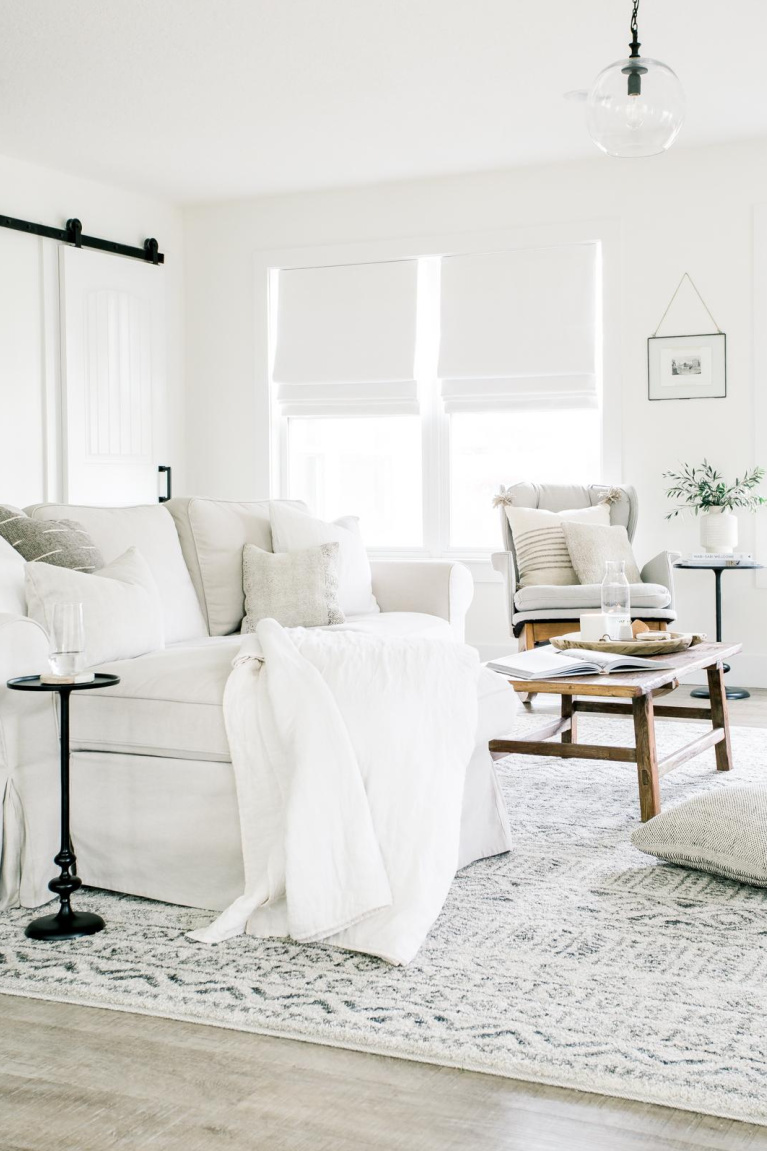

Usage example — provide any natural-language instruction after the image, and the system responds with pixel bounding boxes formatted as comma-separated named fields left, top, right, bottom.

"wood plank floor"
left=2, top=686, right=766, bottom=1151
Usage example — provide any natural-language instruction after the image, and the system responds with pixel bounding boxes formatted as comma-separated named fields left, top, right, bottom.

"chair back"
left=498, top=482, right=638, bottom=556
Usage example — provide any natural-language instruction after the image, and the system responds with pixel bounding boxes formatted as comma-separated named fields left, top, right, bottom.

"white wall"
left=0, top=152, right=186, bottom=506
left=183, top=138, right=767, bottom=684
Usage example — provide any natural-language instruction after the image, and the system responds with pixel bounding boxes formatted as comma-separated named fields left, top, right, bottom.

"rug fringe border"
left=1, top=982, right=764, bottom=1130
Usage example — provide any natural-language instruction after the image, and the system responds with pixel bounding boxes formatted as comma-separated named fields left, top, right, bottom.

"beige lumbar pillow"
left=504, top=503, right=611, bottom=587
left=242, top=542, right=345, bottom=631
left=632, top=786, right=767, bottom=887
left=562, top=522, right=642, bottom=585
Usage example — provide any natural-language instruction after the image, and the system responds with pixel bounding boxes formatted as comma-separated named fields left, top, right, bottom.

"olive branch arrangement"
left=663, top=460, right=767, bottom=519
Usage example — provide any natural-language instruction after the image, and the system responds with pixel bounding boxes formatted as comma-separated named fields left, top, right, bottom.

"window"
left=270, top=232, right=606, bottom=556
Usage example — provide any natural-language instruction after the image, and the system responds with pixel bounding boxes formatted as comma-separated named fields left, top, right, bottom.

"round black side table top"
left=7, top=672, right=121, bottom=692
left=7, top=672, right=120, bottom=939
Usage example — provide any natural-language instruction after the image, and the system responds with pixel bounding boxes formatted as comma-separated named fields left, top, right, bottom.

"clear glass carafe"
left=601, top=560, right=631, bottom=639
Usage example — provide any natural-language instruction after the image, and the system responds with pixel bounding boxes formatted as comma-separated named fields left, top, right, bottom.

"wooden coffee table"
left=489, top=641, right=741, bottom=821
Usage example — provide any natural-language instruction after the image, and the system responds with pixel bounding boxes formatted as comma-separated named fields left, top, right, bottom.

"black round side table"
left=7, top=673, right=120, bottom=940
left=674, top=561, right=764, bottom=700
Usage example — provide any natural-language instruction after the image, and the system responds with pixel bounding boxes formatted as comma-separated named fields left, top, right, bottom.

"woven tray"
left=550, top=631, right=705, bottom=657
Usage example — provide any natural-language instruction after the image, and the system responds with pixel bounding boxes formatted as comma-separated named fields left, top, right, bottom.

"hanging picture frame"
left=647, top=273, right=727, bottom=401
left=647, top=331, right=727, bottom=401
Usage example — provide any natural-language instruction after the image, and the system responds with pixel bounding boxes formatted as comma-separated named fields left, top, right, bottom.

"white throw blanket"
left=189, top=618, right=479, bottom=965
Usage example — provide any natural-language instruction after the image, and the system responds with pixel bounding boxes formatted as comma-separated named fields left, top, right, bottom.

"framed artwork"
left=647, top=332, right=726, bottom=401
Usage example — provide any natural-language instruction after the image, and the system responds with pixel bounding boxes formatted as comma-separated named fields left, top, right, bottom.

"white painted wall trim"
left=753, top=202, right=767, bottom=589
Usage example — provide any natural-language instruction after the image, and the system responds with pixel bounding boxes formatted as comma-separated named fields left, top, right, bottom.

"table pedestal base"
left=691, top=685, right=751, bottom=700
left=25, top=907, right=105, bottom=941
left=689, top=661, right=750, bottom=700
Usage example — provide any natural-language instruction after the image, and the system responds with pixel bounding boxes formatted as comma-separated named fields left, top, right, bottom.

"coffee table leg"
left=561, top=695, right=576, bottom=744
left=633, top=694, right=661, bottom=822
left=707, top=661, right=733, bottom=772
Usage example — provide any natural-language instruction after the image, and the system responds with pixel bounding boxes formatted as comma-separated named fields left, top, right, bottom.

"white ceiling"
left=1, top=0, right=765, bottom=204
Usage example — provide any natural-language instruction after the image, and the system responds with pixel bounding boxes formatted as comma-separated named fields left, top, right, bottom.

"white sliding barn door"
left=60, top=247, right=167, bottom=505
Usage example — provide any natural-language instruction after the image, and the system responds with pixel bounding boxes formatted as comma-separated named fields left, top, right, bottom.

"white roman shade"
left=273, top=259, right=418, bottom=415
left=438, top=243, right=598, bottom=412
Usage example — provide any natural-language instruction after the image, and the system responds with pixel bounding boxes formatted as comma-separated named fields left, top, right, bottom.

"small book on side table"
left=486, top=647, right=673, bottom=681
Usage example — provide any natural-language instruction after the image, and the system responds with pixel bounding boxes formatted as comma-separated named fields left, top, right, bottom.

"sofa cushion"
left=513, top=582, right=672, bottom=612
left=25, top=547, right=165, bottom=667
left=164, top=497, right=308, bottom=636
left=25, top=504, right=207, bottom=645
left=270, top=503, right=379, bottom=617
left=72, top=613, right=458, bottom=761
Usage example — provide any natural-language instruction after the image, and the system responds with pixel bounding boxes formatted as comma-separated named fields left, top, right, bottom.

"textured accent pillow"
left=0, top=505, right=103, bottom=571
left=632, top=786, right=767, bottom=887
left=562, top=522, right=642, bottom=585
left=269, top=503, right=379, bottom=616
left=504, top=503, right=611, bottom=588
left=25, top=547, right=164, bottom=667
left=242, top=543, right=345, bottom=631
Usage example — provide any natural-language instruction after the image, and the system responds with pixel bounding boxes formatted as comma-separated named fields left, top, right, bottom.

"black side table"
left=674, top=561, right=763, bottom=700
left=7, top=673, right=120, bottom=940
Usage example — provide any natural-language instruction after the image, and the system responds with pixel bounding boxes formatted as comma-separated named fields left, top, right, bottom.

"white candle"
left=580, top=613, right=610, bottom=641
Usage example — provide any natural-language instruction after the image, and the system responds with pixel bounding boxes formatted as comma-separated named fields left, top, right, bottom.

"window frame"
left=259, top=221, right=621, bottom=577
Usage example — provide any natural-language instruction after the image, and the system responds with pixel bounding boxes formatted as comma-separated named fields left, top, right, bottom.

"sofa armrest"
left=369, top=560, right=474, bottom=640
left=0, top=613, right=60, bottom=910
left=491, top=552, right=517, bottom=636
left=640, top=550, right=681, bottom=612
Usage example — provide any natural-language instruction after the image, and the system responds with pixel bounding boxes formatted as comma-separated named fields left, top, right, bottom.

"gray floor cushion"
left=632, top=784, right=767, bottom=886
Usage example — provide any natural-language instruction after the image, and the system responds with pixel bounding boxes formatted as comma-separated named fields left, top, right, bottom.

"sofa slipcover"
left=165, top=497, right=308, bottom=636
left=73, top=614, right=460, bottom=762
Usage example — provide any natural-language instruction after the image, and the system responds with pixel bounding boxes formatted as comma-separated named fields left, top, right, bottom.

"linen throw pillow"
left=504, top=503, right=611, bottom=587
left=25, top=547, right=164, bottom=667
left=562, top=522, right=642, bottom=585
left=0, top=505, right=103, bottom=571
left=632, top=786, right=767, bottom=887
left=269, top=502, right=379, bottom=616
left=242, top=543, right=345, bottom=631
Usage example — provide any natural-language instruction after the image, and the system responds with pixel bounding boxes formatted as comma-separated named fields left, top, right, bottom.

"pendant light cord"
left=629, top=0, right=641, bottom=58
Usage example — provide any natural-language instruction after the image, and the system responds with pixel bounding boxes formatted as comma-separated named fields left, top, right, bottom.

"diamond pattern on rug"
left=1, top=716, right=767, bottom=1125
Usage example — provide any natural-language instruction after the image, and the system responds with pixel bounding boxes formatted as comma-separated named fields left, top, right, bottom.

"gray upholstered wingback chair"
left=491, top=482, right=678, bottom=651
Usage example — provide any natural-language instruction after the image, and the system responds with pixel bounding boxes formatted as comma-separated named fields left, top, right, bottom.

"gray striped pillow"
left=504, top=503, right=612, bottom=587
left=0, top=506, right=103, bottom=572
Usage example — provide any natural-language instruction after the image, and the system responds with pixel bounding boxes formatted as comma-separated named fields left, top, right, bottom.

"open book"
left=486, top=646, right=673, bottom=681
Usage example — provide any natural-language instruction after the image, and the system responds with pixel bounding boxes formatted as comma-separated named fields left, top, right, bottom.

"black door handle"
left=158, top=465, right=172, bottom=503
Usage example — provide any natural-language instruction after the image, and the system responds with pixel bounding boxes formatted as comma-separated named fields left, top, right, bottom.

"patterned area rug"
left=2, top=715, right=767, bottom=1125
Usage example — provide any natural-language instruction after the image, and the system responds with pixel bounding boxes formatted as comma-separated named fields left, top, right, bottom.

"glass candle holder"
left=48, top=602, right=86, bottom=678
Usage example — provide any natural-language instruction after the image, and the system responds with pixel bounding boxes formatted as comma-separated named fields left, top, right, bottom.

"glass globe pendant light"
left=587, top=0, right=685, bottom=158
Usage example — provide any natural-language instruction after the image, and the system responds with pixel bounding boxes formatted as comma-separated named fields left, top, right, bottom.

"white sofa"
left=0, top=497, right=516, bottom=913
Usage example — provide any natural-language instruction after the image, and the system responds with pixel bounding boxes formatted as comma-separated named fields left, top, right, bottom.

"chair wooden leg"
left=517, top=623, right=537, bottom=704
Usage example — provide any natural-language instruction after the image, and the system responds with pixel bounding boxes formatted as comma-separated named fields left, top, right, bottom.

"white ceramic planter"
left=700, top=508, right=738, bottom=554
